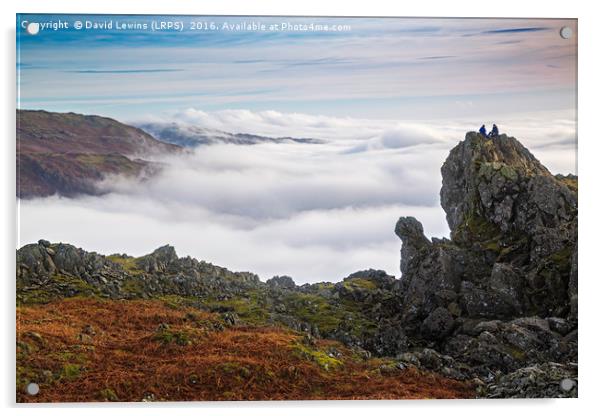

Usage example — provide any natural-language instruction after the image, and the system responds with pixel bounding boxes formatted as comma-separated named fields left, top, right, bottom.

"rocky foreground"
left=17, top=132, right=578, bottom=400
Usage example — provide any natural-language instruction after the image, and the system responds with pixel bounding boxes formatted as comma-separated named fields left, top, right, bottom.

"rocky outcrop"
left=16, top=241, right=261, bottom=303
left=396, top=132, right=577, bottom=327
left=394, top=131, right=577, bottom=397
left=266, top=275, right=297, bottom=290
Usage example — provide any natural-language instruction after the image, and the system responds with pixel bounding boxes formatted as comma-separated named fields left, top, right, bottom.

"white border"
left=2, top=1, right=600, bottom=415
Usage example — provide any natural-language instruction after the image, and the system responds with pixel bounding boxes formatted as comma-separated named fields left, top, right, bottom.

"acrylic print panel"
left=16, top=15, right=577, bottom=402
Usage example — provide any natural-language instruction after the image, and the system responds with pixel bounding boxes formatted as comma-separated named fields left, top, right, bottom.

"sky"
left=16, top=15, right=578, bottom=283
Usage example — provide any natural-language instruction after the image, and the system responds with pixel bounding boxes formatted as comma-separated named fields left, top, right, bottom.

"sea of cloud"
left=18, top=108, right=577, bottom=283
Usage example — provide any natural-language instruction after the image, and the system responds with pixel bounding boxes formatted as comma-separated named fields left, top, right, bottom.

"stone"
left=473, top=320, right=501, bottom=334
left=418, top=348, right=443, bottom=370
left=266, top=275, right=296, bottom=290
left=547, top=317, right=572, bottom=336
left=397, top=352, right=421, bottom=367
left=486, top=362, right=577, bottom=398
left=421, top=307, right=454, bottom=340
left=395, top=216, right=431, bottom=276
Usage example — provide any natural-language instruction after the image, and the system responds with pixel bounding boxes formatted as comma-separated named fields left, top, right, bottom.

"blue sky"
left=17, top=15, right=576, bottom=121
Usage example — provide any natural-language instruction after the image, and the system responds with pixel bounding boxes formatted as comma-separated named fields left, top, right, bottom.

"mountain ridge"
left=136, top=121, right=323, bottom=147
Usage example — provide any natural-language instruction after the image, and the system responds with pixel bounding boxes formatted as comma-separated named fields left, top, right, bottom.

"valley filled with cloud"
left=18, top=108, right=576, bottom=283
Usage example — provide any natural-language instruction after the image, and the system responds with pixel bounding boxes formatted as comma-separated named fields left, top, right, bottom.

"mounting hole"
left=26, top=382, right=40, bottom=395
left=26, top=22, right=40, bottom=36
left=560, top=378, right=575, bottom=392
left=560, top=26, right=573, bottom=40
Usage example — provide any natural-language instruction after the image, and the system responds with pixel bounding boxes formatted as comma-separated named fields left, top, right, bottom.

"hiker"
left=479, top=125, right=487, bottom=136
left=489, top=124, right=499, bottom=137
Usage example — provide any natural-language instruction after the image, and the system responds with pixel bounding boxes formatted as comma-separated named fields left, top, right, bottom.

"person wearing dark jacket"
left=479, top=124, right=487, bottom=136
left=490, top=124, right=499, bottom=137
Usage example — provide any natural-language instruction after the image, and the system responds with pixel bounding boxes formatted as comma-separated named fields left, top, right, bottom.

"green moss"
left=343, top=278, right=377, bottom=290
left=557, top=176, right=578, bottom=193
left=98, top=388, right=119, bottom=402
left=107, top=255, right=143, bottom=275
left=454, top=199, right=501, bottom=243
left=204, top=291, right=269, bottom=325
left=483, top=240, right=502, bottom=252
left=549, top=246, right=573, bottom=269
left=74, top=154, right=107, bottom=165
left=478, top=161, right=518, bottom=182
left=50, top=350, right=83, bottom=362
left=17, top=274, right=100, bottom=305
left=158, top=295, right=199, bottom=310
left=153, top=329, right=193, bottom=346
left=499, top=165, right=518, bottom=181
left=314, top=282, right=335, bottom=290
left=120, top=277, right=145, bottom=297
left=218, top=362, right=252, bottom=379
left=17, top=288, right=55, bottom=305
left=506, top=346, right=527, bottom=361
left=16, top=365, right=38, bottom=391
left=282, top=293, right=342, bottom=333
left=52, top=274, right=99, bottom=294
left=292, top=342, right=343, bottom=371
left=61, top=363, right=81, bottom=381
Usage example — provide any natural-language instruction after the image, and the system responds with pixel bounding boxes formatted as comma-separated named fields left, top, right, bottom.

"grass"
left=342, top=278, right=377, bottom=290
left=153, top=329, right=195, bottom=346
left=203, top=291, right=270, bottom=325
left=291, top=342, right=343, bottom=371
left=106, top=255, right=144, bottom=275
left=61, top=364, right=81, bottom=381
left=16, top=298, right=475, bottom=402
left=282, top=292, right=344, bottom=334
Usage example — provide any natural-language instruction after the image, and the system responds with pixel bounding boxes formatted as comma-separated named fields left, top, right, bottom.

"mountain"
left=16, top=131, right=577, bottom=401
left=17, top=110, right=181, bottom=198
left=136, top=122, right=323, bottom=147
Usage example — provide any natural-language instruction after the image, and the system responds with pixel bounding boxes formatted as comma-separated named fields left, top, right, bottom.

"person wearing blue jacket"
left=479, top=124, right=487, bottom=136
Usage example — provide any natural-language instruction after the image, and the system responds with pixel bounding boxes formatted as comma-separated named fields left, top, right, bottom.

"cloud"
left=482, top=27, right=550, bottom=35
left=345, top=125, right=445, bottom=153
left=67, top=69, right=183, bottom=74
left=18, top=108, right=577, bottom=283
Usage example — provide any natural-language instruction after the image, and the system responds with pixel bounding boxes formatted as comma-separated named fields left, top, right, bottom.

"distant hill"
left=17, top=110, right=181, bottom=198
left=136, top=121, right=322, bottom=147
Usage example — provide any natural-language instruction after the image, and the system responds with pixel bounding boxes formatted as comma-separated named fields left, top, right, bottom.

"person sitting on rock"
left=479, top=125, right=487, bottom=136
left=489, top=124, right=499, bottom=137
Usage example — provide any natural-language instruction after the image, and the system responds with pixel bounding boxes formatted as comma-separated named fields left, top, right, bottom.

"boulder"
left=421, top=307, right=454, bottom=340
left=266, top=275, right=296, bottom=290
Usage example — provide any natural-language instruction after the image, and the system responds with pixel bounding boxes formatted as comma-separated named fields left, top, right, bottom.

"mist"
left=18, top=109, right=577, bottom=283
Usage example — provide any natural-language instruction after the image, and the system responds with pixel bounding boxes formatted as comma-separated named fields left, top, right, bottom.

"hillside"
left=16, top=110, right=180, bottom=198
left=137, top=122, right=322, bottom=147
left=17, top=298, right=474, bottom=402
left=16, top=131, right=578, bottom=401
